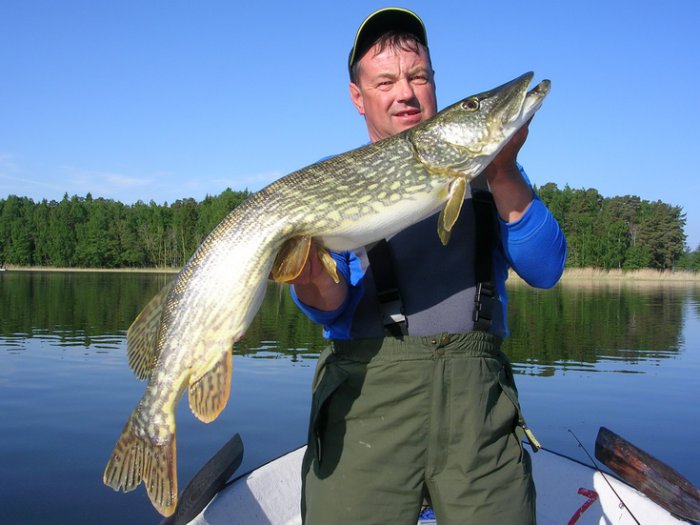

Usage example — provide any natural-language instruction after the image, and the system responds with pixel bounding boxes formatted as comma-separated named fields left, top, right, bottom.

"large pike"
left=103, top=72, right=550, bottom=516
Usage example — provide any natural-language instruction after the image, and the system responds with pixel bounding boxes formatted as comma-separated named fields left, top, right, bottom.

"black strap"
left=366, top=240, right=407, bottom=337
left=471, top=183, right=500, bottom=332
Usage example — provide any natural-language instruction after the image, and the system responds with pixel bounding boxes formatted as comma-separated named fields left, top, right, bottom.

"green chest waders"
left=302, top=186, right=539, bottom=525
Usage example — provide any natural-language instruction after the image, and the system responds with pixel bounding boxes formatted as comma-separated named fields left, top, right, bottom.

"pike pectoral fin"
left=189, top=349, right=232, bottom=423
left=103, top=416, right=178, bottom=517
left=317, top=245, right=340, bottom=284
left=127, top=280, right=175, bottom=380
left=270, top=236, right=312, bottom=282
left=437, top=177, right=467, bottom=246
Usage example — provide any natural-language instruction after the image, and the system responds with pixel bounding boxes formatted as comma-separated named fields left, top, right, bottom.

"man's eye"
left=411, top=75, right=429, bottom=84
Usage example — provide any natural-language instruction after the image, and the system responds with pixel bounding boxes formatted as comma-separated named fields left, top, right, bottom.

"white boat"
left=184, top=442, right=691, bottom=525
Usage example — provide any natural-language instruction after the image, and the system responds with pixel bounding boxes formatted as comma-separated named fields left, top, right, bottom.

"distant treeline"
left=537, top=183, right=696, bottom=271
left=0, top=189, right=251, bottom=268
left=0, top=184, right=698, bottom=271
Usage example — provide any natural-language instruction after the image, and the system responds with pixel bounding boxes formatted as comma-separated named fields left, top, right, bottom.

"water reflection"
left=504, top=280, right=697, bottom=375
left=2, top=272, right=696, bottom=370
left=0, top=271, right=173, bottom=353
left=2, top=271, right=697, bottom=381
left=0, top=272, right=327, bottom=358
left=234, top=282, right=327, bottom=359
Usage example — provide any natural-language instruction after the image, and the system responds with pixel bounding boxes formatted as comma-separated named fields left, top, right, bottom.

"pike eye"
left=462, top=98, right=480, bottom=111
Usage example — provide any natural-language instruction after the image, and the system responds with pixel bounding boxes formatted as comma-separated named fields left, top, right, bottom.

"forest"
left=0, top=183, right=698, bottom=271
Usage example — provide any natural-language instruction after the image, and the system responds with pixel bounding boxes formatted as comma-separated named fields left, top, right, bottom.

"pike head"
left=409, top=71, right=551, bottom=178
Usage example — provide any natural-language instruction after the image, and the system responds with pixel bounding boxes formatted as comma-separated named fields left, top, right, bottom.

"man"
left=291, top=7, right=567, bottom=525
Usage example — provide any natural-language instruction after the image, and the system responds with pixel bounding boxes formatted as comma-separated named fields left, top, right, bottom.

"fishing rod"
left=568, top=429, right=641, bottom=525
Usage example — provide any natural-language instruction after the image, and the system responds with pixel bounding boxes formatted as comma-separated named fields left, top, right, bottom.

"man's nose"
left=396, top=78, right=416, bottom=102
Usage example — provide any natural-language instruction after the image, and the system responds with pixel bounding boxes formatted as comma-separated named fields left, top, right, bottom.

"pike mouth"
left=501, top=77, right=551, bottom=129
left=522, top=80, right=551, bottom=117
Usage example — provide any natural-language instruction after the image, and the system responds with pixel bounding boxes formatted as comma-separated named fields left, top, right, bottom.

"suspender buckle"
left=377, top=288, right=408, bottom=336
left=473, top=282, right=496, bottom=331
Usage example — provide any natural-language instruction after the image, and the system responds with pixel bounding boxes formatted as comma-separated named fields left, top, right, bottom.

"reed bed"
left=561, top=268, right=699, bottom=281
left=508, top=267, right=700, bottom=287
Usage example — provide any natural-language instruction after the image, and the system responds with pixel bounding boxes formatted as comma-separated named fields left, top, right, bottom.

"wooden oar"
left=595, top=426, right=700, bottom=521
left=160, top=433, right=244, bottom=525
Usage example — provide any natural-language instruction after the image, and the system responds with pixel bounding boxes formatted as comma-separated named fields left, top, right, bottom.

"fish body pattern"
left=103, top=72, right=550, bottom=516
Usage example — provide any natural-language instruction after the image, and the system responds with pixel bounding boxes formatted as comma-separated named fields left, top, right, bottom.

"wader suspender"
left=367, top=177, right=500, bottom=336
left=471, top=177, right=500, bottom=332
left=366, top=239, right=408, bottom=337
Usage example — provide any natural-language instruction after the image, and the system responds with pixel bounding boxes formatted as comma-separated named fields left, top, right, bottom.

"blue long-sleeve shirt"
left=291, top=166, right=567, bottom=340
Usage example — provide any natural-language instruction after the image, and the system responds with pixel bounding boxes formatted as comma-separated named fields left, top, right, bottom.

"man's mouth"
left=394, top=109, right=422, bottom=123
left=395, top=109, right=420, bottom=117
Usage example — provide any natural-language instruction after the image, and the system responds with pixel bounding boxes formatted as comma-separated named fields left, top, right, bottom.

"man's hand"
left=485, top=123, right=528, bottom=176
left=288, top=242, right=348, bottom=312
left=482, top=121, right=534, bottom=223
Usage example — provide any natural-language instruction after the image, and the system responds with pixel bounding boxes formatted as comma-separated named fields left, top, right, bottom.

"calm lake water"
left=1, top=271, right=699, bottom=525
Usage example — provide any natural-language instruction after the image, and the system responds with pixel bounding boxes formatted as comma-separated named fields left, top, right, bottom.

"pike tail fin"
left=103, top=417, right=178, bottom=517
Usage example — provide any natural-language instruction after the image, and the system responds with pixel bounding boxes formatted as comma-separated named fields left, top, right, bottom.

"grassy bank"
left=560, top=268, right=699, bottom=281
left=506, top=267, right=700, bottom=286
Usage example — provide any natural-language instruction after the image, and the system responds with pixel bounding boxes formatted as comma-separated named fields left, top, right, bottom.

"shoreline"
left=1, top=266, right=179, bottom=274
left=3, top=265, right=698, bottom=282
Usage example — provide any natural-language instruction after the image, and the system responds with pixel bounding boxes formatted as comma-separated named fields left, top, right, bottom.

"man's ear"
left=349, top=82, right=365, bottom=115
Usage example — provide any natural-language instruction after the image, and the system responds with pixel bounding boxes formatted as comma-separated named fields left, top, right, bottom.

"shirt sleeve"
left=498, top=166, right=567, bottom=289
left=290, top=249, right=366, bottom=339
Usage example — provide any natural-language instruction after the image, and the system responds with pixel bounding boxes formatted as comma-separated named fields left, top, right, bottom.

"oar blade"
left=595, top=426, right=700, bottom=521
left=160, top=433, right=244, bottom=525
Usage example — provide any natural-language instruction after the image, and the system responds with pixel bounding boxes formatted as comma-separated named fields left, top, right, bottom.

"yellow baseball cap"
left=348, top=7, right=428, bottom=78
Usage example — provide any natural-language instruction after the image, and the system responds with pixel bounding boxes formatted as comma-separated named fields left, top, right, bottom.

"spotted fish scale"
left=103, top=72, right=550, bottom=516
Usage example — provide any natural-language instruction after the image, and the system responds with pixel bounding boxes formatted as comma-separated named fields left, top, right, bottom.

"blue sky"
left=2, top=1, right=699, bottom=248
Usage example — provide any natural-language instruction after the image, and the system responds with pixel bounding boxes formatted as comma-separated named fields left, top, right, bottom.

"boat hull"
left=188, top=446, right=689, bottom=525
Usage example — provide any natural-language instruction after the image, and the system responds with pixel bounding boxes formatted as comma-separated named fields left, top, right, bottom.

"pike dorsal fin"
left=188, top=349, right=232, bottom=423
left=437, top=177, right=467, bottom=245
left=127, top=280, right=175, bottom=380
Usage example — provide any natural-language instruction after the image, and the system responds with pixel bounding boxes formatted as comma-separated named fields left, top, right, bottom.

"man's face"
left=350, top=43, right=437, bottom=143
